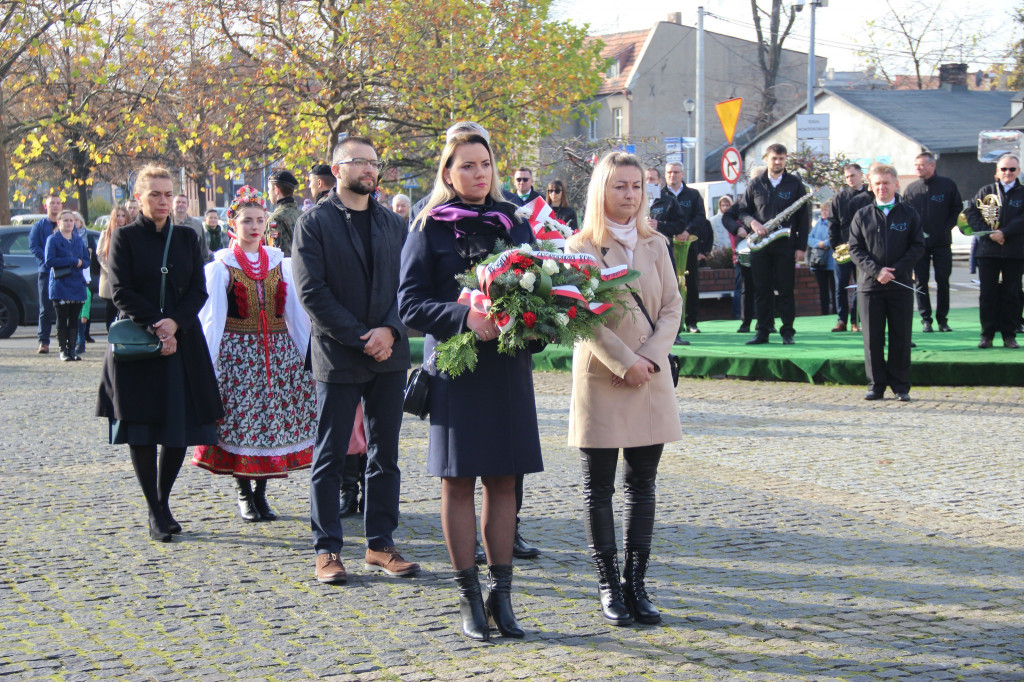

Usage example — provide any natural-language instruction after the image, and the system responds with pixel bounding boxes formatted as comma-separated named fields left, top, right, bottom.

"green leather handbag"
left=108, top=223, right=174, bottom=362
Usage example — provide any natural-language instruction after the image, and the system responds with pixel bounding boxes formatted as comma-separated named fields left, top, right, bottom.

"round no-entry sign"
left=721, top=146, right=743, bottom=184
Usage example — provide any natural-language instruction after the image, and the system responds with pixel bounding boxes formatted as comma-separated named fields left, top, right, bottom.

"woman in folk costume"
left=192, top=186, right=316, bottom=521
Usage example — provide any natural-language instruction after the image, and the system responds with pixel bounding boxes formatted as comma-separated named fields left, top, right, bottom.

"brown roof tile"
left=588, top=28, right=651, bottom=96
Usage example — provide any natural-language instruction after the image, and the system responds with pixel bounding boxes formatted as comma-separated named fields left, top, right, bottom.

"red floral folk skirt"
left=192, top=329, right=315, bottom=478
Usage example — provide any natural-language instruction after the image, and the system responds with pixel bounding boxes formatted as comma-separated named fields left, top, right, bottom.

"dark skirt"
left=109, top=352, right=218, bottom=447
left=426, top=337, right=544, bottom=478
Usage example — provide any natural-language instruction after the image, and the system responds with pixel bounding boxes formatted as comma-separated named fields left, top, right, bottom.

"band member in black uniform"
left=645, top=168, right=689, bottom=346
left=664, top=162, right=712, bottom=334
left=828, top=163, right=873, bottom=332
left=903, top=152, right=963, bottom=333
left=963, top=154, right=1024, bottom=349
left=848, top=164, right=924, bottom=401
left=736, top=144, right=810, bottom=345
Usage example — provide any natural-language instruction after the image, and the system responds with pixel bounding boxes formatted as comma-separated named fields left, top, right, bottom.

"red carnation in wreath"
left=523, top=312, right=537, bottom=328
left=567, top=305, right=578, bottom=319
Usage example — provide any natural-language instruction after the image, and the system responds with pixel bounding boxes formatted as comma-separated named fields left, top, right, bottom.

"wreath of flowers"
left=434, top=240, right=640, bottom=377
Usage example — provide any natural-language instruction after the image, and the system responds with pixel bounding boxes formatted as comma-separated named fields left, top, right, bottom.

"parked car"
left=11, top=214, right=45, bottom=226
left=0, top=225, right=103, bottom=338
left=93, top=215, right=110, bottom=231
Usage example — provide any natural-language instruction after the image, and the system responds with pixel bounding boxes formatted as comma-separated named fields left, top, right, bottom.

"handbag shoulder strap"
left=596, top=247, right=656, bottom=333
left=159, top=223, right=175, bottom=313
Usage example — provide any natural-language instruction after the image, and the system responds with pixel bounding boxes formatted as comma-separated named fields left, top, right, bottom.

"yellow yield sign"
left=715, top=98, right=742, bottom=145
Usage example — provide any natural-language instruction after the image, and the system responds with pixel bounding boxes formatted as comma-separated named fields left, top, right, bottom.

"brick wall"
left=692, top=267, right=827, bottom=321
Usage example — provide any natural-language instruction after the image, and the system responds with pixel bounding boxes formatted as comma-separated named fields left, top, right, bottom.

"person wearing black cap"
left=267, top=169, right=302, bottom=255
left=308, top=164, right=334, bottom=205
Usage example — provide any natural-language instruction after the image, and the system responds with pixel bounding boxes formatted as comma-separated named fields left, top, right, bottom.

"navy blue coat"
left=44, top=232, right=89, bottom=301
left=398, top=200, right=544, bottom=478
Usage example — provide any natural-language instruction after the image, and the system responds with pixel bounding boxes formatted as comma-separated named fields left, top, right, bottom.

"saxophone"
left=748, top=186, right=836, bottom=252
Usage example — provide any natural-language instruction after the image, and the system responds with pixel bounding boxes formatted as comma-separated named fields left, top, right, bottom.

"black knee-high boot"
left=623, top=549, right=660, bottom=624
left=157, top=446, right=186, bottom=534
left=485, top=564, right=525, bottom=638
left=252, top=479, right=277, bottom=520
left=129, top=445, right=171, bottom=542
left=234, top=478, right=261, bottom=521
left=453, top=566, right=489, bottom=641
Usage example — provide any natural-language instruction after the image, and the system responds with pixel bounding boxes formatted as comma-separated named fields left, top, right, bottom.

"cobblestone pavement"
left=2, top=331, right=1023, bottom=681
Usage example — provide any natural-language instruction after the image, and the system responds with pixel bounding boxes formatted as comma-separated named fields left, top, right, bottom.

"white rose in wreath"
left=518, top=244, right=533, bottom=255
left=519, top=271, right=537, bottom=292
left=541, top=259, right=559, bottom=276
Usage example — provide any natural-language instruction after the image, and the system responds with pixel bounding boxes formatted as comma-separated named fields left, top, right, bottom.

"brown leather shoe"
left=831, top=321, right=847, bottom=332
left=364, top=546, right=420, bottom=577
left=36, top=343, right=49, bottom=354
left=315, top=553, right=347, bottom=583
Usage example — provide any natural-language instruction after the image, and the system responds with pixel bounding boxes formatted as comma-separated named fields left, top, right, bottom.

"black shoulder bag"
left=403, top=350, right=436, bottom=420
left=108, top=223, right=175, bottom=361
left=630, top=290, right=681, bottom=388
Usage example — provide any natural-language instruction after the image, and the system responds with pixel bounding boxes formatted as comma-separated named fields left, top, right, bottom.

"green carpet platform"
left=408, top=307, right=1024, bottom=386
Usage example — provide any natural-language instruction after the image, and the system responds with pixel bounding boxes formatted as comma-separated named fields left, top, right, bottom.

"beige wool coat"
left=566, top=231, right=683, bottom=449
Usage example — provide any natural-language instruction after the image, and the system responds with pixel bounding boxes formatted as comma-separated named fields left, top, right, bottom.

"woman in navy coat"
left=44, top=210, right=90, bottom=360
left=398, top=129, right=543, bottom=641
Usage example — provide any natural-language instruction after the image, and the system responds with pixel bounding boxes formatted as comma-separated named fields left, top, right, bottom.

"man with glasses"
left=267, top=169, right=303, bottom=255
left=963, top=154, right=1024, bottom=349
left=903, top=152, right=963, bottom=333
left=293, top=136, right=419, bottom=583
left=508, top=167, right=543, bottom=207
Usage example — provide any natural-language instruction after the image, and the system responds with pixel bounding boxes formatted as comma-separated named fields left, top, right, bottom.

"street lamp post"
left=684, top=98, right=696, bottom=183
left=795, top=0, right=827, bottom=115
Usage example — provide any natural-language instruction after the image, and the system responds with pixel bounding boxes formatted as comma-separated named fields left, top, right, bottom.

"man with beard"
left=293, top=136, right=418, bottom=584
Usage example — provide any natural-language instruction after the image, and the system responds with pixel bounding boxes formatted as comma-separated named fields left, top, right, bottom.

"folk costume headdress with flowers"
left=228, top=185, right=270, bottom=282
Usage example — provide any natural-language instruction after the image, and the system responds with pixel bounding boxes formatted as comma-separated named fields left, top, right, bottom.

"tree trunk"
left=77, top=182, right=90, bottom=225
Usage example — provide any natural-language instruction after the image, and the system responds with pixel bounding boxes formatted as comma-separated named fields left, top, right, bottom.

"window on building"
left=607, top=60, right=619, bottom=78
left=588, top=117, right=598, bottom=140
left=612, top=108, right=623, bottom=139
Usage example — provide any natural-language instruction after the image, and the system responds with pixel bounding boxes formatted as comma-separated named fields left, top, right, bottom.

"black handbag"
left=109, top=223, right=174, bottom=362
left=403, top=350, right=436, bottom=420
left=631, top=290, right=681, bottom=388
left=51, top=266, right=73, bottom=279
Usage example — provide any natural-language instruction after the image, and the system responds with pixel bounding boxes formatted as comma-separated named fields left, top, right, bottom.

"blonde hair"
left=574, top=152, right=656, bottom=248
left=869, top=164, right=899, bottom=181
left=412, top=133, right=506, bottom=230
left=104, top=206, right=129, bottom=258
left=134, top=164, right=173, bottom=195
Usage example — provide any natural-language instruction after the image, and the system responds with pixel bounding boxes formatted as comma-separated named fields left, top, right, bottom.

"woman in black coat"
left=398, top=129, right=543, bottom=641
left=96, top=165, right=223, bottom=542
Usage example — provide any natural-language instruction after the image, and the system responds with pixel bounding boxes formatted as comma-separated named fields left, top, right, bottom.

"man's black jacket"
left=902, top=174, right=963, bottom=249
left=848, top=198, right=925, bottom=293
left=964, top=179, right=1024, bottom=260
left=736, top=171, right=810, bottom=251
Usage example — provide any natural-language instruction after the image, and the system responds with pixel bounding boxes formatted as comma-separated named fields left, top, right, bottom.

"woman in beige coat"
left=566, top=152, right=683, bottom=627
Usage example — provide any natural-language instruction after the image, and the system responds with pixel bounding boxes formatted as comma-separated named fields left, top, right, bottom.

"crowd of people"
left=21, top=120, right=1024, bottom=638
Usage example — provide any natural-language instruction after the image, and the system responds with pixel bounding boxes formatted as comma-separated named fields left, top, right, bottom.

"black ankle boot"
left=148, top=510, right=172, bottom=543
left=161, top=499, right=182, bottom=534
left=593, top=550, right=632, bottom=626
left=512, top=524, right=540, bottom=559
left=234, top=478, right=261, bottom=522
left=252, top=479, right=277, bottom=521
left=485, top=564, right=525, bottom=638
left=453, top=566, right=489, bottom=641
left=339, top=456, right=361, bottom=517
left=622, top=549, right=660, bottom=624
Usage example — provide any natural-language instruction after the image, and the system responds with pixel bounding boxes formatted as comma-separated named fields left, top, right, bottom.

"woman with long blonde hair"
left=97, top=205, right=130, bottom=328
left=399, top=126, right=543, bottom=641
left=565, top=152, right=682, bottom=626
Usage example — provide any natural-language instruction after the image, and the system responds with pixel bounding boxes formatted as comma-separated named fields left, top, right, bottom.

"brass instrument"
left=833, top=242, right=851, bottom=265
left=748, top=186, right=836, bottom=252
left=959, top=194, right=999, bottom=236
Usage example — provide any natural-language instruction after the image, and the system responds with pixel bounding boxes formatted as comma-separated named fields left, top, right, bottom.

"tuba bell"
left=833, top=242, right=851, bottom=265
left=960, top=194, right=1001, bottom=235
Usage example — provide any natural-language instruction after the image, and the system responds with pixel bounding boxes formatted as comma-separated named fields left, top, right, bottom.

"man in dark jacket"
left=903, top=152, right=963, bottom=332
left=307, top=163, right=334, bottom=205
left=828, top=163, right=873, bottom=332
left=736, top=143, right=810, bottom=344
left=28, top=194, right=62, bottom=353
left=848, top=164, right=925, bottom=401
left=663, top=162, right=712, bottom=333
left=508, top=167, right=543, bottom=207
left=963, top=154, right=1024, bottom=348
left=645, top=168, right=689, bottom=346
left=293, top=135, right=418, bottom=584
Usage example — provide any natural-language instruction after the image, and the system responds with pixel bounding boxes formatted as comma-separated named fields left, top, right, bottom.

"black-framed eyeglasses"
left=999, top=167, right=1018, bottom=172
left=337, top=158, right=380, bottom=169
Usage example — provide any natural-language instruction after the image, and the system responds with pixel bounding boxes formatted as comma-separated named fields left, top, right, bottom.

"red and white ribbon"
left=515, top=198, right=572, bottom=246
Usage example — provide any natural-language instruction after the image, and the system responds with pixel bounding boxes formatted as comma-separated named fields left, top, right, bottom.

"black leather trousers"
left=580, top=445, right=663, bottom=554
